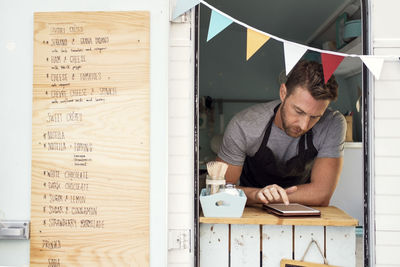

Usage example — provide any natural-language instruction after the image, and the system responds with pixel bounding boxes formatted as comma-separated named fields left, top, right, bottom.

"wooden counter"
left=200, top=206, right=358, bottom=267
left=200, top=206, right=358, bottom=226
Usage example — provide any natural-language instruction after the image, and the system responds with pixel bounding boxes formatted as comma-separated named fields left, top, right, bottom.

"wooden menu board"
left=31, top=12, right=150, bottom=266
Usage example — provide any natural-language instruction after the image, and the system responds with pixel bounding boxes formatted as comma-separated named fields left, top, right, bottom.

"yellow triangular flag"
left=246, top=28, right=270, bottom=60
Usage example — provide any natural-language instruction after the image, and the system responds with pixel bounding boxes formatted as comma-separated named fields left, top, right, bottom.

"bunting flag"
left=246, top=29, right=270, bottom=60
left=172, top=0, right=200, bottom=20
left=321, top=53, right=345, bottom=83
left=207, top=10, right=233, bottom=42
left=284, top=42, right=308, bottom=75
left=360, top=55, right=385, bottom=80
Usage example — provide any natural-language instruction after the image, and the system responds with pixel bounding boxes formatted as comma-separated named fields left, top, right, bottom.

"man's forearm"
left=286, top=183, right=332, bottom=206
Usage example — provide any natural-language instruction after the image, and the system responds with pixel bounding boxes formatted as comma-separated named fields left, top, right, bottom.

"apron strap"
left=259, top=104, right=280, bottom=149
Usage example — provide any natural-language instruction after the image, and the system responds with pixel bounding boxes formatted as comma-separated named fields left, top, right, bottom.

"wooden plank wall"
left=200, top=224, right=356, bottom=267
left=372, top=0, right=400, bottom=265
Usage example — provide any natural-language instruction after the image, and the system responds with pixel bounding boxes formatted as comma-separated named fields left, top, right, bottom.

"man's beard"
left=280, top=100, right=305, bottom=138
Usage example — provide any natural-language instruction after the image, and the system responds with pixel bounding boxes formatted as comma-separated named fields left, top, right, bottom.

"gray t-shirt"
left=218, top=99, right=346, bottom=166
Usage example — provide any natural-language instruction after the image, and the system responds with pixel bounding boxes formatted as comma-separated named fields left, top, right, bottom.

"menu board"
left=31, top=12, right=150, bottom=266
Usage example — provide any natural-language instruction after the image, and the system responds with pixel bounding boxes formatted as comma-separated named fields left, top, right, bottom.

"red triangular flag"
left=321, top=53, right=345, bottom=83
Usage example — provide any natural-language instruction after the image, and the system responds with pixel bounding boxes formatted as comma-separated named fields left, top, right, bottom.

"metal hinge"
left=168, top=229, right=191, bottom=252
left=0, top=220, right=30, bottom=240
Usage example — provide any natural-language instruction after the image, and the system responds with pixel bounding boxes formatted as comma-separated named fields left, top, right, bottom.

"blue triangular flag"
left=207, top=10, right=233, bottom=42
left=172, top=0, right=200, bottom=20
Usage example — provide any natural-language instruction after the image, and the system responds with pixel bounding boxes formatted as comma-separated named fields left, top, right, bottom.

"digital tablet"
left=263, top=203, right=321, bottom=217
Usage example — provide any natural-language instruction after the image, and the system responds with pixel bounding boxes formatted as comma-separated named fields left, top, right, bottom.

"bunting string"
left=173, top=0, right=400, bottom=80
left=199, top=0, right=397, bottom=60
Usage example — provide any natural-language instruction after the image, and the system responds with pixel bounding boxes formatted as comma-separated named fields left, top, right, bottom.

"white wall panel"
left=170, top=23, right=192, bottom=40
left=168, top=9, right=195, bottom=266
left=169, top=80, right=192, bottom=99
left=169, top=136, right=193, bottom=155
left=169, top=194, right=193, bottom=215
left=375, top=100, right=400, bottom=118
left=170, top=46, right=193, bottom=61
left=169, top=253, right=193, bottom=265
left=169, top=99, right=192, bottom=118
left=168, top=213, right=193, bottom=229
left=376, top=231, right=400, bottom=246
left=169, top=118, right=192, bottom=137
left=199, top=224, right=229, bottom=267
left=326, top=226, right=356, bottom=267
left=294, top=226, right=325, bottom=264
left=375, top=119, right=400, bottom=137
left=262, top=225, right=292, bottom=267
left=169, top=175, right=193, bottom=194
left=375, top=157, right=400, bottom=176
left=230, top=224, right=260, bottom=267
left=376, top=245, right=400, bottom=265
left=170, top=61, right=192, bottom=80
left=375, top=81, right=400, bottom=99
left=376, top=215, right=400, bottom=231
left=370, top=0, right=400, bottom=265
left=372, top=0, right=400, bottom=39
left=375, top=196, right=400, bottom=214
left=376, top=176, right=400, bottom=195
left=375, top=138, right=400, bottom=156
left=169, top=155, right=193, bottom=175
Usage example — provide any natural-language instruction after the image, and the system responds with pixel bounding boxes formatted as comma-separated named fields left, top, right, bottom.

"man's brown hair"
left=285, top=60, right=338, bottom=101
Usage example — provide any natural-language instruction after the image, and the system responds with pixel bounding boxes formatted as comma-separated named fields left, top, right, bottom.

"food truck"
left=0, top=0, right=399, bottom=266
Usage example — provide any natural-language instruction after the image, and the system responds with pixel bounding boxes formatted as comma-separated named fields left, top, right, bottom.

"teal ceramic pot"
left=343, top=19, right=361, bottom=42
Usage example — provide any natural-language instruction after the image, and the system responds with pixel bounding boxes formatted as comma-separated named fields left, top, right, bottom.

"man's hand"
left=255, top=184, right=298, bottom=205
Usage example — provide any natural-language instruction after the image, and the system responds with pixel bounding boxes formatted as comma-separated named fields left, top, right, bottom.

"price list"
left=31, top=12, right=150, bottom=266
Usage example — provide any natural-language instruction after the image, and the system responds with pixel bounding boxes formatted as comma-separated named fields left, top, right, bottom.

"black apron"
left=240, top=104, right=318, bottom=188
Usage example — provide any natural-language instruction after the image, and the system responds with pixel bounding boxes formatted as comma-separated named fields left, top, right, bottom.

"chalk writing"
left=47, top=182, right=61, bottom=190
left=47, top=113, right=62, bottom=123
left=48, top=205, right=64, bottom=214
left=95, top=37, right=109, bottom=44
left=50, top=27, right=65, bottom=34
left=66, top=111, right=82, bottom=122
left=50, top=74, right=68, bottom=82
left=80, top=219, right=104, bottom=229
left=51, top=39, right=67, bottom=46
left=64, top=182, right=89, bottom=191
left=44, top=131, right=65, bottom=139
left=73, top=154, right=92, bottom=166
left=80, top=72, right=101, bottom=81
left=43, top=170, right=60, bottom=178
left=80, top=37, right=92, bottom=45
left=69, top=88, right=87, bottom=96
left=99, top=87, right=117, bottom=96
left=48, top=219, right=77, bottom=228
left=69, top=195, right=86, bottom=204
left=71, top=206, right=97, bottom=215
left=74, top=143, right=92, bottom=152
left=64, top=171, right=88, bottom=180
left=48, top=194, right=62, bottom=203
left=48, top=258, right=60, bottom=267
left=42, top=239, right=61, bottom=249
left=46, top=142, right=66, bottom=151
left=68, top=26, right=83, bottom=33
left=49, top=90, right=66, bottom=98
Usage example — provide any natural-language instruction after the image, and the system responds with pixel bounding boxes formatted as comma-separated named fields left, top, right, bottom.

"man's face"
left=280, top=85, right=330, bottom=138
